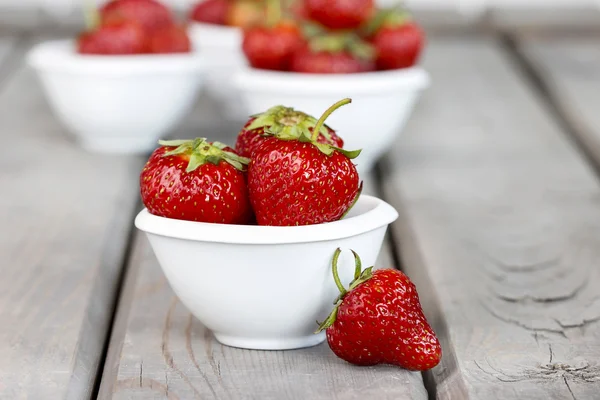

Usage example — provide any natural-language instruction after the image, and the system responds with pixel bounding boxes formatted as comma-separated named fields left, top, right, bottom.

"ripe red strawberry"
left=247, top=99, right=362, bottom=226
left=242, top=20, right=304, bottom=71
left=305, top=0, right=375, bottom=30
left=140, top=138, right=253, bottom=224
left=290, top=33, right=375, bottom=74
left=317, top=249, right=442, bottom=370
left=235, top=106, right=344, bottom=158
left=148, top=24, right=192, bottom=53
left=366, top=9, right=425, bottom=70
left=190, top=0, right=230, bottom=25
left=77, top=18, right=147, bottom=55
left=100, top=0, right=173, bottom=35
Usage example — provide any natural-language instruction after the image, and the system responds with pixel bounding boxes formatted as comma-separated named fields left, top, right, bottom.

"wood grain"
left=98, top=178, right=428, bottom=400
left=0, top=37, right=144, bottom=399
left=381, top=37, right=600, bottom=399
left=517, top=35, right=600, bottom=168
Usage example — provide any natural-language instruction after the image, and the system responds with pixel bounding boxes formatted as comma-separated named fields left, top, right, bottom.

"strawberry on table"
left=148, top=24, right=192, bottom=53
left=190, top=0, right=230, bottom=25
left=140, top=138, right=253, bottom=224
left=290, top=33, right=375, bottom=74
left=100, top=0, right=174, bottom=35
left=235, top=105, right=344, bottom=158
left=365, top=8, right=425, bottom=70
left=304, top=0, right=375, bottom=30
left=247, top=98, right=362, bottom=226
left=77, top=18, right=147, bottom=55
left=317, top=248, right=442, bottom=370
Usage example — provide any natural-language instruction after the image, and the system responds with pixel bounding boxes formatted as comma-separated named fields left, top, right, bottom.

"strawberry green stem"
left=266, top=0, right=281, bottom=28
left=311, top=98, right=352, bottom=142
left=83, top=0, right=100, bottom=31
left=331, top=248, right=347, bottom=296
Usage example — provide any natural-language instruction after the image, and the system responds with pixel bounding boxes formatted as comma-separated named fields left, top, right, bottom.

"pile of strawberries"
left=139, top=99, right=442, bottom=371
left=240, top=0, right=425, bottom=73
left=77, top=0, right=191, bottom=55
left=140, top=98, right=362, bottom=226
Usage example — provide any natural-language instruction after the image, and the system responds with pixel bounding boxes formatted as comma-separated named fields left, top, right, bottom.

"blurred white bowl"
left=27, top=39, right=205, bottom=154
left=188, top=22, right=248, bottom=122
left=233, top=67, right=430, bottom=174
left=135, top=195, right=398, bottom=350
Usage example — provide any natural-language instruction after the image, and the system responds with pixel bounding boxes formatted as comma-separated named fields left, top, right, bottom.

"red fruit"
left=148, top=25, right=191, bottom=53
left=235, top=106, right=344, bottom=158
left=317, top=249, right=442, bottom=370
left=372, top=22, right=424, bottom=70
left=101, top=0, right=173, bottom=34
left=242, top=21, right=304, bottom=71
left=77, top=19, right=147, bottom=55
left=290, top=33, right=376, bottom=74
left=140, top=138, right=253, bottom=224
left=190, top=0, right=230, bottom=25
left=247, top=99, right=362, bottom=226
left=291, top=47, right=374, bottom=74
left=305, top=0, right=375, bottom=30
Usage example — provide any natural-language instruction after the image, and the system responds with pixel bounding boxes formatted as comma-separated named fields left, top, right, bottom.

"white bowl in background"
left=188, top=22, right=249, bottom=122
left=27, top=39, right=205, bottom=154
left=233, top=67, right=430, bottom=175
left=135, top=195, right=399, bottom=350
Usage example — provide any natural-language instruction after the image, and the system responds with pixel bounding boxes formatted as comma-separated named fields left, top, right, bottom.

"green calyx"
left=247, top=98, right=362, bottom=159
left=83, top=0, right=101, bottom=31
left=361, top=7, right=413, bottom=37
left=159, top=138, right=250, bottom=172
left=308, top=32, right=375, bottom=62
left=315, top=248, right=374, bottom=333
left=340, top=181, right=364, bottom=220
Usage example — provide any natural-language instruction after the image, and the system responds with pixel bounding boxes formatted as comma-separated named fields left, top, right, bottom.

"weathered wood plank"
left=0, top=36, right=16, bottom=67
left=517, top=35, right=600, bottom=168
left=98, top=177, right=427, bottom=400
left=382, top=37, right=600, bottom=399
left=0, top=37, right=144, bottom=399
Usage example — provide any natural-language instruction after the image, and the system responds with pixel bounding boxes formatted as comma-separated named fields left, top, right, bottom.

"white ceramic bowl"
left=233, top=67, right=430, bottom=175
left=27, top=39, right=205, bottom=154
left=188, top=22, right=248, bottom=121
left=135, top=195, right=398, bottom=350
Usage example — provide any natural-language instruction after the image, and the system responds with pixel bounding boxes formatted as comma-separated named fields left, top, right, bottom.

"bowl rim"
left=26, top=39, right=205, bottom=75
left=135, top=195, right=399, bottom=244
left=233, top=65, right=430, bottom=95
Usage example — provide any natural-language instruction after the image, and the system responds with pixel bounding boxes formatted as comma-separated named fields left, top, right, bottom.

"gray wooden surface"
left=0, top=36, right=143, bottom=399
left=517, top=36, right=600, bottom=168
left=97, top=178, right=428, bottom=400
left=382, top=36, right=600, bottom=399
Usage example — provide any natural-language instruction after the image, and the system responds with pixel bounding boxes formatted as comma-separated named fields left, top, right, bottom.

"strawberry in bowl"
left=27, top=0, right=204, bottom=154
left=134, top=99, right=401, bottom=351
left=233, top=4, right=429, bottom=175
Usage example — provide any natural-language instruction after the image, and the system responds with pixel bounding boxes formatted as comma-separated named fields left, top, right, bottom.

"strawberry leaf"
left=341, top=181, right=363, bottom=220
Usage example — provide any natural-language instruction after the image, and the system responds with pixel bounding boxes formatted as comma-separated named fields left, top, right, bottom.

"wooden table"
left=1, top=29, right=600, bottom=400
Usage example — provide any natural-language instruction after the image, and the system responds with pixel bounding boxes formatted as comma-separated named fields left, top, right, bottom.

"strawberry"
left=225, top=0, right=264, bottom=28
left=235, top=106, right=344, bottom=158
left=365, top=9, right=425, bottom=70
left=140, top=138, right=253, bottom=224
left=77, top=18, right=147, bottom=55
left=242, top=0, right=305, bottom=71
left=304, top=0, right=375, bottom=30
left=190, top=0, right=230, bottom=25
left=148, top=24, right=192, bottom=53
left=290, top=33, right=375, bottom=74
left=316, top=248, right=442, bottom=370
left=247, top=99, right=362, bottom=226
left=100, top=0, right=173, bottom=35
